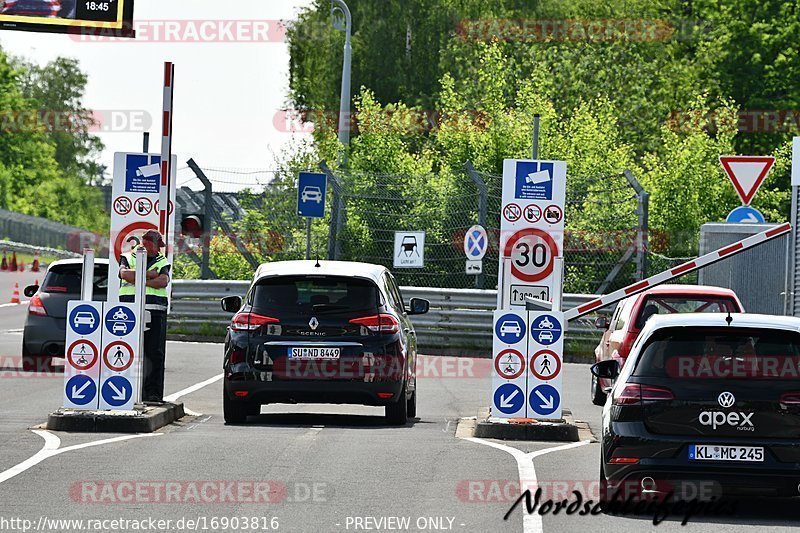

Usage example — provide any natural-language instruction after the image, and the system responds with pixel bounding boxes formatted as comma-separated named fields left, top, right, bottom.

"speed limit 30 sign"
left=498, top=159, right=567, bottom=309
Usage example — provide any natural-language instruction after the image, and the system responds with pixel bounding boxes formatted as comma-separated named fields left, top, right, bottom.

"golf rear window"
left=634, top=327, right=800, bottom=380
left=251, top=276, right=381, bottom=315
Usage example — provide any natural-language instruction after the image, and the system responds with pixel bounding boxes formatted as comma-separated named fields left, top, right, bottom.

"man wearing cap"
left=118, top=230, right=171, bottom=402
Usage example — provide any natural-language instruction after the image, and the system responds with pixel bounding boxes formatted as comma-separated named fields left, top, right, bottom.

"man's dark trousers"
left=143, top=310, right=167, bottom=402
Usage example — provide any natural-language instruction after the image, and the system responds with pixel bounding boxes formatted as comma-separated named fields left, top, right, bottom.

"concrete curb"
left=472, top=408, right=582, bottom=442
left=46, top=402, right=185, bottom=433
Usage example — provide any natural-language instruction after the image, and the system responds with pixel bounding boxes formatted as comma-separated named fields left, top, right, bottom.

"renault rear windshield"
left=250, top=276, right=382, bottom=315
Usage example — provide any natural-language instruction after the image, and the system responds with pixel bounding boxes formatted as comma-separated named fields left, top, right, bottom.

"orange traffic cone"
left=18, top=260, right=24, bottom=272
left=9, top=252, right=17, bottom=272
left=31, top=253, right=39, bottom=272
left=1, top=253, right=7, bottom=271
left=10, top=283, right=20, bottom=304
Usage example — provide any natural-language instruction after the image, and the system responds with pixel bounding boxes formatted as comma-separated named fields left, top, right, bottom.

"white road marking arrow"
left=499, top=389, right=520, bottom=409
left=71, top=380, right=91, bottom=399
left=108, top=382, right=127, bottom=401
left=535, top=390, right=554, bottom=410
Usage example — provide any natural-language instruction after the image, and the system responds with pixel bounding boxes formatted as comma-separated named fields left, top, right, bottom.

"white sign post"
left=63, top=300, right=103, bottom=410
left=109, top=152, right=177, bottom=303
left=464, top=224, right=488, bottom=275
left=394, top=231, right=425, bottom=268
left=491, top=159, right=567, bottom=419
left=498, top=160, right=567, bottom=310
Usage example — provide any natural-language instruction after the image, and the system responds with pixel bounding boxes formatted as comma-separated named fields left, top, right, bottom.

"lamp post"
left=331, top=0, right=352, bottom=163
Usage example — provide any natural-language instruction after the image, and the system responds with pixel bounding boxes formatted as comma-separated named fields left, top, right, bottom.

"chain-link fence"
left=177, top=161, right=650, bottom=291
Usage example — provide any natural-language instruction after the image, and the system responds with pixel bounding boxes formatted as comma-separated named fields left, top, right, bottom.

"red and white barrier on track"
left=564, top=222, right=792, bottom=321
left=159, top=62, right=175, bottom=240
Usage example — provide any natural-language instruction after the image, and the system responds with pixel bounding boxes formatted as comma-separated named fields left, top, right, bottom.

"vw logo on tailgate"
left=718, top=392, right=736, bottom=408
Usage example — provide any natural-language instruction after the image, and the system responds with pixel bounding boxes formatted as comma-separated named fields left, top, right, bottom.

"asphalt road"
left=0, top=303, right=797, bottom=533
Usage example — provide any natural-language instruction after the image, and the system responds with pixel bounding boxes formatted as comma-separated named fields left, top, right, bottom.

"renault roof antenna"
left=725, top=309, right=733, bottom=326
left=315, top=254, right=321, bottom=268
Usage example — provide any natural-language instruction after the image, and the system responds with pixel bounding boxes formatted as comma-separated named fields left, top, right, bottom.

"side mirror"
left=220, top=295, right=242, bottom=313
left=595, top=316, right=610, bottom=330
left=591, top=360, right=620, bottom=380
left=23, top=285, right=39, bottom=298
left=408, top=298, right=429, bottom=315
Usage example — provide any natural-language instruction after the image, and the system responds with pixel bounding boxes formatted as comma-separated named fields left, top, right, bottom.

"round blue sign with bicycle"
left=495, top=314, right=526, bottom=344
left=68, top=304, right=100, bottom=335
left=530, top=314, right=562, bottom=346
left=105, top=305, right=136, bottom=336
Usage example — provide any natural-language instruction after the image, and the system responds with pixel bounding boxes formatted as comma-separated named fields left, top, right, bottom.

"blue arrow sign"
left=494, top=313, right=526, bottom=344
left=530, top=314, right=562, bottom=346
left=69, top=304, right=100, bottom=336
left=105, top=305, right=136, bottom=337
left=529, top=384, right=560, bottom=416
left=493, top=383, right=524, bottom=415
left=726, top=205, right=765, bottom=224
left=101, top=376, right=133, bottom=408
left=297, top=172, right=327, bottom=218
left=66, top=375, right=97, bottom=406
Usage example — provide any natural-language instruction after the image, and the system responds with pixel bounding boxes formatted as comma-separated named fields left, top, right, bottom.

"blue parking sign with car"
left=530, top=314, right=562, bottom=346
left=68, top=304, right=100, bottom=335
left=297, top=172, right=327, bottom=218
left=494, top=313, right=526, bottom=344
left=105, top=305, right=136, bottom=336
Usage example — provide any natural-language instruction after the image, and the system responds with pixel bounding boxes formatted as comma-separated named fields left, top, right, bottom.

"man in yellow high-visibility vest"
left=118, top=230, right=170, bottom=403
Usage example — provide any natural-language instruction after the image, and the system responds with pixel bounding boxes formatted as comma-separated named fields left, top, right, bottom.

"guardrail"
left=169, top=281, right=611, bottom=357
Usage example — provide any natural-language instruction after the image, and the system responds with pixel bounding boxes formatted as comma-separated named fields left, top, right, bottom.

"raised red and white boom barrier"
left=159, top=62, right=175, bottom=241
left=564, top=222, right=792, bottom=321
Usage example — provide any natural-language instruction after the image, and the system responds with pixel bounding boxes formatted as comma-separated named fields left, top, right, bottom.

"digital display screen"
left=0, top=0, right=135, bottom=37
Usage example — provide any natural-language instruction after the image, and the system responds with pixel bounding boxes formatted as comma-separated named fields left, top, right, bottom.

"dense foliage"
left=286, top=0, right=798, bottom=260
left=0, top=47, right=106, bottom=232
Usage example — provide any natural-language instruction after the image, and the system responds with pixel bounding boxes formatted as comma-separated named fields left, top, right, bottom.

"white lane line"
left=461, top=437, right=591, bottom=533
left=163, top=373, right=223, bottom=403
left=0, top=301, right=29, bottom=308
left=0, top=430, right=160, bottom=485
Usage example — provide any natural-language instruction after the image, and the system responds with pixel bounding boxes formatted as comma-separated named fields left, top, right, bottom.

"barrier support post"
left=134, top=246, right=147, bottom=405
left=81, top=249, right=94, bottom=301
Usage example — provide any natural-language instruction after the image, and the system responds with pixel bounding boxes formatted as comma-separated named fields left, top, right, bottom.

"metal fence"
left=0, top=208, right=96, bottom=253
left=175, top=161, right=650, bottom=295
left=169, top=280, right=609, bottom=358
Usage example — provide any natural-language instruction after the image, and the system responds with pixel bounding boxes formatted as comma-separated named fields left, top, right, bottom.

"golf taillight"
left=231, top=313, right=279, bottom=331
left=28, top=295, right=47, bottom=317
left=614, top=384, right=674, bottom=405
left=349, top=314, right=400, bottom=334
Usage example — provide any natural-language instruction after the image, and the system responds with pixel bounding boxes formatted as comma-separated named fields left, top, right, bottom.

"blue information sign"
left=297, top=172, right=327, bottom=218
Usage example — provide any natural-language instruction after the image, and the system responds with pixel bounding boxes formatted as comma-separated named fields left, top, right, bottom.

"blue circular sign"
left=464, top=226, right=488, bottom=259
left=68, top=304, right=100, bottom=336
left=530, top=314, right=562, bottom=346
left=101, top=376, right=133, bottom=408
left=493, top=383, right=524, bottom=415
left=105, top=306, right=136, bottom=336
left=726, top=206, right=765, bottom=224
left=530, top=384, right=560, bottom=416
left=495, top=314, right=526, bottom=344
left=66, top=375, right=97, bottom=406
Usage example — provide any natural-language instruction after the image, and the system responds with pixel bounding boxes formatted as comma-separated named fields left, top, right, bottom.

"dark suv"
left=22, top=259, right=109, bottom=371
left=221, top=260, right=429, bottom=426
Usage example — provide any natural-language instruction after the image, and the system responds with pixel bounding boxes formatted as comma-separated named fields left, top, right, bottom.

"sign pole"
left=81, top=249, right=95, bottom=301
left=531, top=114, right=540, bottom=159
left=305, top=218, right=312, bottom=260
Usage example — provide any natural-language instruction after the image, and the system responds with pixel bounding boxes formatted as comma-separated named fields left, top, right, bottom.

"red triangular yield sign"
left=719, top=155, right=776, bottom=205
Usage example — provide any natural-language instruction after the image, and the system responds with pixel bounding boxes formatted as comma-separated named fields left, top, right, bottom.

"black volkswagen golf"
left=593, top=313, right=800, bottom=501
left=221, top=260, right=429, bottom=425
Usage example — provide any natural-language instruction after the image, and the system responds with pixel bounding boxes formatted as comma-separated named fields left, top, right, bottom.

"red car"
left=590, top=284, right=744, bottom=405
